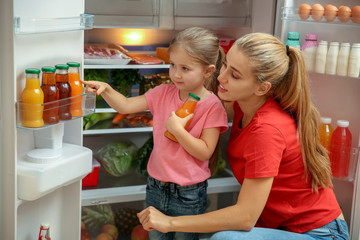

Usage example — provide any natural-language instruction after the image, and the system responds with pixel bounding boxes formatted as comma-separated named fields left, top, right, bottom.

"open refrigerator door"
left=1, top=0, right=95, bottom=239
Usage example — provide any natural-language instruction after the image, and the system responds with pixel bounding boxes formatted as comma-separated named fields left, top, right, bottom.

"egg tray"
left=282, top=7, right=360, bottom=25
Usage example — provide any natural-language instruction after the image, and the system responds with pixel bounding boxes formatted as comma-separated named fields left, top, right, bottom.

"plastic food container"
left=82, top=158, right=101, bottom=187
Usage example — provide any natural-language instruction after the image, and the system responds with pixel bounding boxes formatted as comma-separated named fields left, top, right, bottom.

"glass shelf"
left=14, top=14, right=94, bottom=34
left=282, top=7, right=360, bottom=26
left=84, top=64, right=170, bottom=69
left=81, top=168, right=240, bottom=206
left=17, top=92, right=96, bottom=130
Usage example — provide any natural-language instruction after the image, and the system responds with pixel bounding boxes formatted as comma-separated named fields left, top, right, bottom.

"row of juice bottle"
left=319, top=117, right=353, bottom=178
left=21, top=62, right=83, bottom=128
left=285, top=32, right=360, bottom=77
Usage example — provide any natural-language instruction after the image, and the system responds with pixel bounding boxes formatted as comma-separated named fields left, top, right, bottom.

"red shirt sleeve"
left=243, top=124, right=286, bottom=179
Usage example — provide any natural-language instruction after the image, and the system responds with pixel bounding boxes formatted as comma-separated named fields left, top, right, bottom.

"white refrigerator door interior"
left=12, top=0, right=89, bottom=239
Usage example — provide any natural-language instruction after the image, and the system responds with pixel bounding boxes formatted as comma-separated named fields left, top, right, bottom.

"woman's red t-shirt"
left=227, top=97, right=341, bottom=233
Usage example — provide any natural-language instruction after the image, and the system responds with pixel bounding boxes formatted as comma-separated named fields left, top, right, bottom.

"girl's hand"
left=137, top=206, right=172, bottom=233
left=81, top=80, right=109, bottom=96
left=165, top=111, right=193, bottom=134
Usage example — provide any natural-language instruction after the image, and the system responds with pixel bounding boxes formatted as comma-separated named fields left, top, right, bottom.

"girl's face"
left=169, top=47, right=213, bottom=95
left=217, top=46, right=260, bottom=103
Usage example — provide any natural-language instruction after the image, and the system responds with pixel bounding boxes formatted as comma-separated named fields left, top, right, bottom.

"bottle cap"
left=305, top=33, right=318, bottom=41
left=25, top=68, right=40, bottom=74
left=319, top=40, right=328, bottom=45
left=67, top=62, right=80, bottom=67
left=41, top=66, right=56, bottom=72
left=337, top=120, right=349, bottom=128
left=340, top=42, right=350, bottom=47
left=321, top=117, right=332, bottom=124
left=287, top=32, right=300, bottom=40
left=55, top=64, right=69, bottom=70
left=329, top=42, right=339, bottom=46
left=189, top=93, right=200, bottom=101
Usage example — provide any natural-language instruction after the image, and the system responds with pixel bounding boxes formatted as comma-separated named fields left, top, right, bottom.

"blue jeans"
left=146, top=176, right=208, bottom=240
left=210, top=218, right=349, bottom=240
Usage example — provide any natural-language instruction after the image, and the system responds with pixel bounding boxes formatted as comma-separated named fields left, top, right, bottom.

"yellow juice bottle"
left=21, top=68, right=44, bottom=128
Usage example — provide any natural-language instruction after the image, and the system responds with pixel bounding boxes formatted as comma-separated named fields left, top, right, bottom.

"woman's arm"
left=138, top=177, right=274, bottom=233
left=165, top=112, right=220, bottom=161
left=81, top=80, right=148, bottom=114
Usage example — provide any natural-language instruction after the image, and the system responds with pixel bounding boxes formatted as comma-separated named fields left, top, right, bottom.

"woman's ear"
left=205, top=64, right=216, bottom=79
left=255, top=81, right=272, bottom=96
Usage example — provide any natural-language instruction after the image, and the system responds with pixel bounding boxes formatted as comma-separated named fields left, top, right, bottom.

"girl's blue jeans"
left=210, top=217, right=349, bottom=240
left=145, top=176, right=208, bottom=240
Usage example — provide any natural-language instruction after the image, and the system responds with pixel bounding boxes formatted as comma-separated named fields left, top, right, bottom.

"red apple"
left=100, top=224, right=119, bottom=240
left=95, top=232, right=113, bottom=240
left=81, top=229, right=91, bottom=240
left=131, top=225, right=149, bottom=240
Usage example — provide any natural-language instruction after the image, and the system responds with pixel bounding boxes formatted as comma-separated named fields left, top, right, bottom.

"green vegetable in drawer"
left=96, top=141, right=138, bottom=177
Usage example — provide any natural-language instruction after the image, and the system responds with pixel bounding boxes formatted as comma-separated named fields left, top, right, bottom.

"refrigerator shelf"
left=13, top=14, right=94, bottom=34
left=282, top=7, right=360, bottom=26
left=16, top=92, right=96, bottom=130
left=84, top=64, right=170, bottom=69
left=81, top=168, right=240, bottom=206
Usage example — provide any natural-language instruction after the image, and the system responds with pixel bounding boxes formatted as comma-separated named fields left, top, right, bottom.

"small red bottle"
left=38, top=223, right=51, bottom=240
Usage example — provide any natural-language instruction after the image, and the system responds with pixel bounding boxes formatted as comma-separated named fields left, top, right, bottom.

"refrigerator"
left=1, top=0, right=359, bottom=239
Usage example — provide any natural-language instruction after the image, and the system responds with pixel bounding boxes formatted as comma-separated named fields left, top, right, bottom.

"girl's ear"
left=255, top=81, right=272, bottom=96
left=205, top=64, right=216, bottom=79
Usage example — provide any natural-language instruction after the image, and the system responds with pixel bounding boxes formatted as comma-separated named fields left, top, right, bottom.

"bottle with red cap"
left=330, top=120, right=352, bottom=178
left=38, top=223, right=51, bottom=240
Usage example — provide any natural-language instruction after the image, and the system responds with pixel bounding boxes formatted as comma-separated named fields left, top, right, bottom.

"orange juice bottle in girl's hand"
left=164, top=93, right=200, bottom=142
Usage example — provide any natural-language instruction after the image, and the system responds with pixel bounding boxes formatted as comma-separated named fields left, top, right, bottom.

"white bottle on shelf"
left=347, top=43, right=360, bottom=78
left=337, top=42, right=351, bottom=76
left=315, top=40, right=328, bottom=74
left=301, top=33, right=318, bottom=72
left=325, top=42, right=339, bottom=75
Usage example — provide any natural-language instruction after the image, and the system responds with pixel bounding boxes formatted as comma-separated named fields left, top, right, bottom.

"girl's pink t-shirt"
left=145, top=84, right=228, bottom=186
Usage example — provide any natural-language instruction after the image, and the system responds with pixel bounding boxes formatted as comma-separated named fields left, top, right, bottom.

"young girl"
left=137, top=33, right=349, bottom=240
left=82, top=27, right=228, bottom=240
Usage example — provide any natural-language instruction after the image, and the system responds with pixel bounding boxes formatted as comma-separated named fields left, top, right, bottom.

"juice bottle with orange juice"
left=41, top=66, right=59, bottom=124
left=21, top=68, right=44, bottom=128
left=319, top=117, right=333, bottom=152
left=55, top=64, right=72, bottom=120
left=164, top=93, right=200, bottom=142
left=67, top=62, right=83, bottom=117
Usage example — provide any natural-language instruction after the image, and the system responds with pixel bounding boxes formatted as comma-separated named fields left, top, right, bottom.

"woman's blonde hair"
left=235, top=33, right=332, bottom=191
left=169, top=27, right=225, bottom=175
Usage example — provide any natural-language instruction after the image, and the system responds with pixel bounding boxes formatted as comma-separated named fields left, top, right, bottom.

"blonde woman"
left=137, top=32, right=349, bottom=240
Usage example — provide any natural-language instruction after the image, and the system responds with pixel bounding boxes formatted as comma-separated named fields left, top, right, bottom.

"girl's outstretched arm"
left=81, top=80, right=148, bottom=114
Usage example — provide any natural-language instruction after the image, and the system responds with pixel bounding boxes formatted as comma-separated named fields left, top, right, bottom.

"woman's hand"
left=81, top=80, right=109, bottom=96
left=137, top=206, right=172, bottom=233
left=165, top=111, right=193, bottom=134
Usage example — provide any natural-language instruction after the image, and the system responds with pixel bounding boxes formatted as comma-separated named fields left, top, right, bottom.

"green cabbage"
left=96, top=141, right=138, bottom=177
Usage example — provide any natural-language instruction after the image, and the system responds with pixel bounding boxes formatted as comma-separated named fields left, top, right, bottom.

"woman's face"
left=217, top=46, right=260, bottom=103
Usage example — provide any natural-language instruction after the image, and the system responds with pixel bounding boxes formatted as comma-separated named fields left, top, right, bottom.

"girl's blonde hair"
left=169, top=27, right=225, bottom=175
left=235, top=32, right=332, bottom=191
